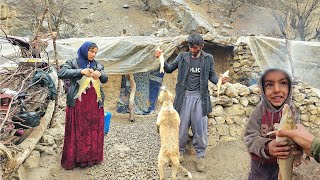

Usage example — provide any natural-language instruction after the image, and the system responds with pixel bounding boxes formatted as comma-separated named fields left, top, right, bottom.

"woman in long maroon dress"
left=58, top=42, right=108, bottom=170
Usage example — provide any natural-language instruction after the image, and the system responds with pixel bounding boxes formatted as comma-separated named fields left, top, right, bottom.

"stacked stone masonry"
left=230, top=42, right=260, bottom=86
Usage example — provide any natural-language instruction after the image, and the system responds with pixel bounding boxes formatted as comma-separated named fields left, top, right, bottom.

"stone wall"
left=292, top=83, right=320, bottom=136
left=103, top=74, right=122, bottom=112
left=207, top=81, right=320, bottom=146
left=230, top=42, right=260, bottom=86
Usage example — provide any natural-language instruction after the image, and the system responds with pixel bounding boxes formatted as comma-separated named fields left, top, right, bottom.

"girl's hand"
left=267, top=139, right=292, bottom=159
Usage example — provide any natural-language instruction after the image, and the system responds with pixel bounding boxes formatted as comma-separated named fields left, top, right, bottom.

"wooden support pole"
left=128, top=74, right=136, bottom=122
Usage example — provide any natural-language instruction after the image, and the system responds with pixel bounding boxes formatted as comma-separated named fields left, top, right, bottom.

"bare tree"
left=208, top=0, right=245, bottom=19
left=227, top=0, right=245, bottom=17
left=271, top=0, right=320, bottom=41
left=18, top=0, right=46, bottom=33
left=49, top=0, right=73, bottom=33
left=17, top=0, right=73, bottom=35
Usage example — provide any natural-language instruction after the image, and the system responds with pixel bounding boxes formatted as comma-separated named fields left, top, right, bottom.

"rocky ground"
left=24, top=112, right=250, bottom=180
left=23, top=110, right=320, bottom=180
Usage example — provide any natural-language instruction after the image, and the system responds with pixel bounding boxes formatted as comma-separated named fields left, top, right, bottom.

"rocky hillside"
left=0, top=0, right=280, bottom=38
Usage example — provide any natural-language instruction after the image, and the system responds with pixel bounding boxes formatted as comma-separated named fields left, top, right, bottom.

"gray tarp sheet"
left=45, top=36, right=188, bottom=74
left=244, top=36, right=320, bottom=90
left=2, top=35, right=318, bottom=90
left=1, top=34, right=232, bottom=74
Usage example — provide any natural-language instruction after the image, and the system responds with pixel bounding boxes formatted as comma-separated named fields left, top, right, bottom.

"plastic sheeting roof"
left=45, top=36, right=188, bottom=74
left=1, top=34, right=233, bottom=74
left=241, top=36, right=320, bottom=90
left=2, top=35, right=318, bottom=89
left=45, top=35, right=233, bottom=74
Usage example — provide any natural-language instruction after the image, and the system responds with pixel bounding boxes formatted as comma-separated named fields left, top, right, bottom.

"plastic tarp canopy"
left=45, top=36, right=188, bottom=74
left=1, top=34, right=232, bottom=74
left=0, top=37, right=29, bottom=69
left=245, top=36, right=320, bottom=90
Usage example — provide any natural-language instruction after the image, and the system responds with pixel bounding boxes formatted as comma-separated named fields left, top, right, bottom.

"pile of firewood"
left=0, top=61, right=57, bottom=178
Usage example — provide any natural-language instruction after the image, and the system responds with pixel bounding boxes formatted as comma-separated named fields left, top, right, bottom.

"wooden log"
left=128, top=74, right=136, bottom=122
left=51, top=31, right=60, bottom=128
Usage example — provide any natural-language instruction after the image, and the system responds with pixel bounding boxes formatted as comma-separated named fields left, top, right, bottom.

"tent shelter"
left=44, top=35, right=235, bottom=114
left=4, top=35, right=319, bottom=114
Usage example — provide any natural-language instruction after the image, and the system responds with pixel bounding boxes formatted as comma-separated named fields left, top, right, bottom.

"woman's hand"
left=91, top=70, right=101, bottom=80
left=81, top=68, right=94, bottom=77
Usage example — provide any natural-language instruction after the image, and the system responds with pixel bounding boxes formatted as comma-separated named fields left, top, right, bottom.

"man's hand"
left=219, top=70, right=229, bottom=85
left=267, top=139, right=292, bottom=159
left=276, top=124, right=315, bottom=156
left=81, top=68, right=94, bottom=77
left=91, top=70, right=101, bottom=80
left=155, top=49, right=162, bottom=58
left=221, top=76, right=229, bottom=84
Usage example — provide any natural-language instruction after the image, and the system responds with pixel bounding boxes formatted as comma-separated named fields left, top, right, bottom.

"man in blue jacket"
left=155, top=33, right=228, bottom=172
